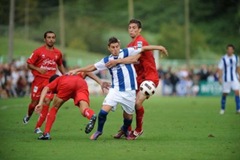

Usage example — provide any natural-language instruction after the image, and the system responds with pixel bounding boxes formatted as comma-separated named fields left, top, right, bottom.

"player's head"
left=128, top=19, right=142, bottom=39
left=108, top=37, right=120, bottom=56
left=226, top=44, right=235, bottom=55
left=49, top=74, right=59, bottom=83
left=44, top=31, right=56, bottom=48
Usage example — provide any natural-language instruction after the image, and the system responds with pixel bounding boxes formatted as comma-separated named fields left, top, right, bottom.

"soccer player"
left=35, top=72, right=108, bottom=140
left=68, top=37, right=167, bottom=140
left=106, top=19, right=168, bottom=139
left=34, top=71, right=107, bottom=135
left=23, top=31, right=65, bottom=129
left=218, top=44, right=240, bottom=114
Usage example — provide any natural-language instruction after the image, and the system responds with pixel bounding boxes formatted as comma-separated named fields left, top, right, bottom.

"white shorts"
left=222, top=81, right=240, bottom=93
left=103, top=88, right=136, bottom=115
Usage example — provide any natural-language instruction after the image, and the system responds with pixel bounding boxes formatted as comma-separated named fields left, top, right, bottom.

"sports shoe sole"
left=85, top=115, right=97, bottom=134
left=38, top=134, right=51, bottom=140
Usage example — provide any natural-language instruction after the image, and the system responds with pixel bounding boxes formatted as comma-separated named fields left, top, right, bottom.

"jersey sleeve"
left=218, top=58, right=223, bottom=70
left=127, top=47, right=142, bottom=56
left=94, top=58, right=108, bottom=71
left=27, top=51, right=39, bottom=64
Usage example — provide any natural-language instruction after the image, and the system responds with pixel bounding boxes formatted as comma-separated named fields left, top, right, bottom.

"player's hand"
left=35, top=104, right=43, bottom=114
left=37, top=68, right=47, bottom=74
left=159, top=46, right=168, bottom=58
left=101, top=81, right=111, bottom=92
left=68, top=69, right=78, bottom=75
left=105, top=60, right=118, bottom=68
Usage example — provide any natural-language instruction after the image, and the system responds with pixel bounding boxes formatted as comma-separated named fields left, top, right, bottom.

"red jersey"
left=27, top=45, right=63, bottom=79
left=46, top=74, right=89, bottom=103
left=127, top=35, right=159, bottom=86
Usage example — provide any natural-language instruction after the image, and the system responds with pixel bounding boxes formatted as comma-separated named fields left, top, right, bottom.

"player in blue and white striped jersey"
left=68, top=37, right=167, bottom=140
left=218, top=44, right=240, bottom=114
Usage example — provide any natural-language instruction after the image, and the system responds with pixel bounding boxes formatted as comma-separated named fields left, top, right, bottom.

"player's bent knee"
left=43, top=98, right=51, bottom=105
left=101, top=105, right=112, bottom=112
left=31, top=100, right=39, bottom=106
left=123, top=111, right=133, bottom=119
left=135, top=98, right=145, bottom=108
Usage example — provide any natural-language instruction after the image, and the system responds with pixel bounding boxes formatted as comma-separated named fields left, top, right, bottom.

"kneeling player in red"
left=35, top=73, right=108, bottom=140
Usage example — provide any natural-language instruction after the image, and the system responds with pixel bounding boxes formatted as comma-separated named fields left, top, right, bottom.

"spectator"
left=198, top=65, right=210, bottom=81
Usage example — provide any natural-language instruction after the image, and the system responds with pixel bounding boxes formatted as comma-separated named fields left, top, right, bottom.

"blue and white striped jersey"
left=218, top=54, right=240, bottom=82
left=94, top=47, right=142, bottom=91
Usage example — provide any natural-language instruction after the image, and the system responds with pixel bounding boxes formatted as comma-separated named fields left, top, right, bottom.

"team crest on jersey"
left=41, top=54, right=45, bottom=58
left=137, top=41, right=143, bottom=48
left=55, top=55, right=58, bottom=59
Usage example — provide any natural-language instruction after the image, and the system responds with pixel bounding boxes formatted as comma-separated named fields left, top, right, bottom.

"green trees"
left=0, top=0, right=239, bottom=58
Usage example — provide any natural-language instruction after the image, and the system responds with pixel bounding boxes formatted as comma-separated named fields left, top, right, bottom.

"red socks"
left=27, top=103, right=36, bottom=117
left=44, top=107, right=58, bottom=134
left=82, top=108, right=95, bottom=120
left=35, top=105, right=49, bottom=129
left=135, top=106, right=144, bottom=132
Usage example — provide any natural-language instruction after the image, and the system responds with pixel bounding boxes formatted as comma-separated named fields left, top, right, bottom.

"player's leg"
left=220, top=93, right=228, bottom=114
left=115, top=111, right=133, bottom=139
left=220, top=82, right=230, bottom=114
left=74, top=87, right=96, bottom=134
left=23, top=99, right=38, bottom=124
left=134, top=91, right=147, bottom=133
left=78, top=100, right=97, bottom=134
left=34, top=95, right=53, bottom=134
left=91, top=88, right=118, bottom=140
left=23, top=77, right=48, bottom=124
left=90, top=105, right=112, bottom=140
left=233, top=90, right=240, bottom=113
left=38, top=96, right=65, bottom=140
left=114, top=90, right=135, bottom=139
left=232, top=81, right=240, bottom=113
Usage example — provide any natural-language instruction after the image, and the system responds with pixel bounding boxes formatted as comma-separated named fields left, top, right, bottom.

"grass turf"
left=0, top=96, right=239, bottom=160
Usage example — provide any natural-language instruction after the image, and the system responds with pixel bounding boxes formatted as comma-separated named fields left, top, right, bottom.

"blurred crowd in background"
left=0, top=58, right=219, bottom=99
left=0, top=59, right=32, bottom=98
left=157, top=65, right=218, bottom=96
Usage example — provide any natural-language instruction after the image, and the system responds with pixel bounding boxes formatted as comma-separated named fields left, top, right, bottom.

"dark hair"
left=226, top=44, right=235, bottom=50
left=108, top=37, right=119, bottom=46
left=49, top=74, right=59, bottom=83
left=129, top=19, right=142, bottom=28
left=44, top=31, right=56, bottom=38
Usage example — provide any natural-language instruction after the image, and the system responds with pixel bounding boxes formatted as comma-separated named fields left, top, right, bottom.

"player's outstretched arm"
left=106, top=45, right=168, bottom=68
left=68, top=64, right=97, bottom=75
left=141, top=45, right=168, bottom=57
left=105, top=54, right=141, bottom=68
left=35, top=86, right=50, bottom=114
left=86, top=72, right=102, bottom=85
left=86, top=72, right=111, bottom=92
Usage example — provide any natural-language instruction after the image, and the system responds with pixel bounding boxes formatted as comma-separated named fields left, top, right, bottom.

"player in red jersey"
left=106, top=19, right=168, bottom=140
left=23, top=31, right=65, bottom=131
left=34, top=70, right=107, bottom=134
left=35, top=73, right=109, bottom=140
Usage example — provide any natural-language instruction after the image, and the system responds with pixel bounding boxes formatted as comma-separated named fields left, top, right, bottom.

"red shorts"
left=56, top=78, right=90, bottom=106
left=73, top=89, right=89, bottom=106
left=31, top=76, right=54, bottom=100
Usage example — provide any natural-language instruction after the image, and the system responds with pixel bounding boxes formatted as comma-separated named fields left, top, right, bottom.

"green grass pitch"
left=0, top=96, right=239, bottom=160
